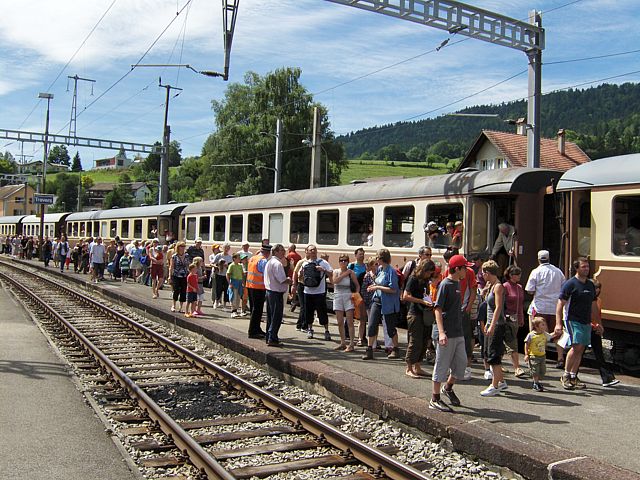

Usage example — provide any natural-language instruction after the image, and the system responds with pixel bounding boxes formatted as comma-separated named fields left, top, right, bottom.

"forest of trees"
left=338, top=82, right=640, bottom=162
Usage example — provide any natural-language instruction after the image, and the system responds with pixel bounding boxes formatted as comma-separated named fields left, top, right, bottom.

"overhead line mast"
left=67, top=75, right=96, bottom=138
left=324, top=0, right=545, bottom=168
left=201, top=0, right=240, bottom=80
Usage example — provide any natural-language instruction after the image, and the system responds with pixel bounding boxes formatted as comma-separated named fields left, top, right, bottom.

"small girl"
left=119, top=250, right=131, bottom=283
left=524, top=316, right=554, bottom=392
left=186, top=263, right=199, bottom=318
left=226, top=253, right=244, bottom=318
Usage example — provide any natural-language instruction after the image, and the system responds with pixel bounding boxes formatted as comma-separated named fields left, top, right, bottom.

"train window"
left=248, top=214, right=263, bottom=243
left=148, top=221, right=158, bottom=238
left=185, top=217, right=196, bottom=241
left=269, top=213, right=283, bottom=244
left=348, top=208, right=374, bottom=246
left=158, top=219, right=169, bottom=240
left=317, top=210, right=339, bottom=245
left=121, top=220, right=129, bottom=238
left=101, top=221, right=108, bottom=238
left=290, top=211, right=309, bottom=244
left=213, top=216, right=225, bottom=242
left=230, top=215, right=243, bottom=242
left=93, top=221, right=99, bottom=237
left=199, top=216, right=211, bottom=241
left=72, top=222, right=78, bottom=236
left=613, top=195, right=640, bottom=256
left=134, top=220, right=143, bottom=239
left=383, top=206, right=414, bottom=248
left=426, top=203, right=463, bottom=249
left=470, top=201, right=488, bottom=253
left=110, top=221, right=117, bottom=238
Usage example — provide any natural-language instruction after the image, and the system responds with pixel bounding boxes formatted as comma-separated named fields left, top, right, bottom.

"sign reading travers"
left=34, top=194, right=54, bottom=205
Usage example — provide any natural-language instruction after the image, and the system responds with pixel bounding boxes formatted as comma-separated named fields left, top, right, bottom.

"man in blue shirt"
left=555, top=257, right=596, bottom=390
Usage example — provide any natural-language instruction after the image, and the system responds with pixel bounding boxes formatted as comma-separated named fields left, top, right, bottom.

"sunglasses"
left=339, top=259, right=348, bottom=262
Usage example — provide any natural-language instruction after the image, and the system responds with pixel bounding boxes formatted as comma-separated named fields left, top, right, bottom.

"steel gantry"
left=324, top=0, right=545, bottom=168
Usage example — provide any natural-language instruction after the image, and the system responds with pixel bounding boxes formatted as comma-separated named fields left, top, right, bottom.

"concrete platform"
left=7, top=259, right=640, bottom=480
left=0, top=280, right=137, bottom=480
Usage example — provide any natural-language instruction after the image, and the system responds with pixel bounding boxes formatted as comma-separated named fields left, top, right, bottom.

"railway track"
left=0, top=260, right=433, bottom=480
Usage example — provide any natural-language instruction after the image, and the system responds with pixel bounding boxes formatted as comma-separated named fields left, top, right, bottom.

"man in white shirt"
left=89, top=237, right=107, bottom=283
left=297, top=245, right=333, bottom=340
left=264, top=244, right=292, bottom=346
left=525, top=249, right=566, bottom=367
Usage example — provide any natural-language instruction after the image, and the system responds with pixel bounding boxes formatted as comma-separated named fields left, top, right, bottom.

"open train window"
left=383, top=206, right=414, bottom=248
left=230, top=215, right=243, bottom=242
left=348, top=208, right=374, bottom=246
left=110, top=221, right=117, bottom=238
left=290, top=211, right=309, bottom=244
left=121, top=220, right=129, bottom=238
left=148, top=221, right=157, bottom=238
left=199, top=216, right=210, bottom=241
left=213, top=216, right=225, bottom=242
left=185, top=217, right=196, bottom=241
left=426, top=203, right=463, bottom=249
left=248, top=214, right=263, bottom=243
left=317, top=210, right=339, bottom=245
left=613, top=195, right=640, bottom=256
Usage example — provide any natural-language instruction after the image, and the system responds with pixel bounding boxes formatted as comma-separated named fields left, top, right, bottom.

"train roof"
left=557, top=154, right=640, bottom=191
left=184, top=167, right=558, bottom=215
left=21, top=213, right=70, bottom=224
left=65, top=203, right=189, bottom=222
left=0, top=215, right=27, bottom=224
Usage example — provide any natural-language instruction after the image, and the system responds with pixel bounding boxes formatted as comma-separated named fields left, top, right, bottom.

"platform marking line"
left=547, top=456, right=588, bottom=479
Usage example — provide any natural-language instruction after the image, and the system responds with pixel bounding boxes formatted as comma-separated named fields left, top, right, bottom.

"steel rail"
left=0, top=269, right=235, bottom=480
left=1, top=260, right=432, bottom=480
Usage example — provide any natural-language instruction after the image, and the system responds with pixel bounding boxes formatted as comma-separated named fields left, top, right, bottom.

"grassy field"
left=339, top=160, right=455, bottom=184
left=47, top=169, right=128, bottom=184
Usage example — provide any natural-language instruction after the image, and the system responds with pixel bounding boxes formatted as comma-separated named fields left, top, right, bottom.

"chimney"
left=557, top=128, right=566, bottom=155
left=516, top=117, right=527, bottom=136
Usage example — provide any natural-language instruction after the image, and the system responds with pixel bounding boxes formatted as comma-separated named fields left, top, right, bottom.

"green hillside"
left=339, top=160, right=454, bottom=184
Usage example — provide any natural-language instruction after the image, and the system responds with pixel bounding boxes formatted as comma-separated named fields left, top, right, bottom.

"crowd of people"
left=3, top=231, right=620, bottom=413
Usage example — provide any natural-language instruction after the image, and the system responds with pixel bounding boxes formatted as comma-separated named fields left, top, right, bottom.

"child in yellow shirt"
left=524, top=316, right=554, bottom=392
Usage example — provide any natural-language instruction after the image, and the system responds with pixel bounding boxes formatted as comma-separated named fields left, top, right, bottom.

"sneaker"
left=429, top=398, right=453, bottom=412
left=573, top=377, right=587, bottom=390
left=231, top=312, right=238, bottom=318
left=441, top=385, right=461, bottom=406
left=307, top=329, right=314, bottom=339
left=480, top=385, right=501, bottom=397
left=514, top=367, right=526, bottom=378
left=483, top=370, right=493, bottom=380
left=324, top=330, right=331, bottom=341
left=497, top=380, right=508, bottom=391
left=603, top=378, right=620, bottom=387
left=239, top=311, right=248, bottom=316
left=533, top=382, right=544, bottom=392
left=462, top=366, right=472, bottom=381
left=560, top=373, right=575, bottom=390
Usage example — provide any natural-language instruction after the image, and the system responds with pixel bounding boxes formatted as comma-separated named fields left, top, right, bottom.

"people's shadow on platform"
left=0, top=360, right=70, bottom=380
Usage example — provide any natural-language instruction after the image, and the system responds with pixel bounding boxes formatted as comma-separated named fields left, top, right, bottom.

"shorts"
left=197, top=293, right=204, bottom=302
left=333, top=291, right=354, bottom=312
left=529, top=355, right=546, bottom=377
left=432, top=336, right=467, bottom=383
left=531, top=312, right=556, bottom=333
left=485, top=323, right=506, bottom=365
left=187, top=292, right=198, bottom=303
left=151, top=264, right=164, bottom=279
left=566, top=320, right=591, bottom=346
left=503, top=319, right=519, bottom=353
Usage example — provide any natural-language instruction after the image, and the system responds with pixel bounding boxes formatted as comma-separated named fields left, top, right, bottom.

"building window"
left=290, top=211, right=309, bottom=244
left=348, top=208, right=374, bottom=246
left=383, top=206, right=414, bottom=248
left=317, top=210, right=339, bottom=245
left=613, top=195, right=640, bottom=256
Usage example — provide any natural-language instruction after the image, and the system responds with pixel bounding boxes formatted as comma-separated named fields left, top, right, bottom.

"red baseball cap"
left=448, top=254, right=473, bottom=269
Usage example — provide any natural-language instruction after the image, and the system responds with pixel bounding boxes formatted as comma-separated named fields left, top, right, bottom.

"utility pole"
left=158, top=78, right=182, bottom=205
left=77, top=180, right=82, bottom=212
left=67, top=74, right=95, bottom=138
left=309, top=107, right=322, bottom=189
left=38, top=92, right=53, bottom=260
left=527, top=11, right=542, bottom=168
left=274, top=118, right=283, bottom=193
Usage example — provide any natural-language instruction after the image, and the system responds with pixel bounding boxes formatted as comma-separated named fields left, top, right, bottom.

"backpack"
left=302, top=260, right=324, bottom=287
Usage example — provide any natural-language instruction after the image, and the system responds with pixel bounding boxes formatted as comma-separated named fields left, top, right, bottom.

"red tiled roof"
left=461, top=130, right=590, bottom=172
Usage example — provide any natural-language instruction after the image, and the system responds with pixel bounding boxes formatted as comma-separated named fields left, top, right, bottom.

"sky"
left=1, top=0, right=639, bottom=170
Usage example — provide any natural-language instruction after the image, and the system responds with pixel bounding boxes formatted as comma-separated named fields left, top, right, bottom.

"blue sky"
left=1, top=0, right=639, bottom=170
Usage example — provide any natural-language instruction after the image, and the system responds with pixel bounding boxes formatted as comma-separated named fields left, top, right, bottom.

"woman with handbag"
left=333, top=254, right=360, bottom=352
left=402, top=260, right=437, bottom=378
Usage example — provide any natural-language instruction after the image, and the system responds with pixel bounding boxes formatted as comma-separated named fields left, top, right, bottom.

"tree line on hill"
left=338, top=82, right=640, bottom=162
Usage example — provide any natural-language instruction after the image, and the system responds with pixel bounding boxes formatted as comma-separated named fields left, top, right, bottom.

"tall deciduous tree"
left=0, top=151, right=17, bottom=173
left=48, top=145, right=71, bottom=166
left=71, top=152, right=83, bottom=172
left=104, top=173, right=134, bottom=209
left=143, top=140, right=182, bottom=171
left=200, top=67, right=345, bottom=198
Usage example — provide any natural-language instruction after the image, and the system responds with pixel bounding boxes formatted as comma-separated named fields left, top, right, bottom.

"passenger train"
left=1, top=154, right=639, bottom=369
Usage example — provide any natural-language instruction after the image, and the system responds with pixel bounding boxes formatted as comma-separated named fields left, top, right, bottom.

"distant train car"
left=65, top=204, right=188, bottom=244
left=181, top=167, right=559, bottom=276
left=557, top=153, right=640, bottom=370
left=20, top=213, right=70, bottom=238
left=0, top=215, right=26, bottom=238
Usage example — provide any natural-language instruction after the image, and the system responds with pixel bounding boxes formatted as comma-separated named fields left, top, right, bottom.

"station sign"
left=34, top=194, right=54, bottom=205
